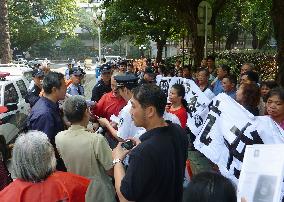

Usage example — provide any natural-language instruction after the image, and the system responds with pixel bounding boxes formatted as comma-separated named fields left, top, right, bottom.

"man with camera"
left=112, top=84, right=189, bottom=202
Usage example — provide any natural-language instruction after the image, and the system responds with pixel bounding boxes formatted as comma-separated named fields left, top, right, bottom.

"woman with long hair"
left=166, top=84, right=188, bottom=128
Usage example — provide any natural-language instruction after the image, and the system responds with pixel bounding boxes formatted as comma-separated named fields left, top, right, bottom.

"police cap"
left=114, top=74, right=138, bottom=88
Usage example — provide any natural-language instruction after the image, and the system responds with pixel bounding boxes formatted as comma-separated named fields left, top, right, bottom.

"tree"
left=272, top=0, right=284, bottom=86
left=102, top=0, right=182, bottom=63
left=0, top=0, right=12, bottom=63
left=60, top=37, right=85, bottom=58
left=77, top=8, right=98, bottom=49
left=8, top=0, right=79, bottom=51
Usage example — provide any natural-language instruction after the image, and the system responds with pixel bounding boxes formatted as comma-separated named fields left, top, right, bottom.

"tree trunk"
left=156, top=39, right=165, bottom=64
left=272, top=0, right=284, bottom=86
left=251, top=21, right=258, bottom=49
left=0, top=0, right=12, bottom=63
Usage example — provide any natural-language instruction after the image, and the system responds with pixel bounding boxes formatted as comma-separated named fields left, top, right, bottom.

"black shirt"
left=91, top=79, right=111, bottom=102
left=121, top=123, right=189, bottom=202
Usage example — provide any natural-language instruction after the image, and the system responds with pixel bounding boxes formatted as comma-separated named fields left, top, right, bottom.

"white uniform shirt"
left=116, top=100, right=146, bottom=140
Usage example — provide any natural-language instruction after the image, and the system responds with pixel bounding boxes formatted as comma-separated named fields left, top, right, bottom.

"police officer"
left=25, top=69, right=44, bottom=107
left=98, top=74, right=145, bottom=142
left=139, top=66, right=156, bottom=85
left=66, top=68, right=84, bottom=96
left=91, top=64, right=112, bottom=102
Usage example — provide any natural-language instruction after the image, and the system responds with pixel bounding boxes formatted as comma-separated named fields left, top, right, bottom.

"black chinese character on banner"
left=224, top=122, right=263, bottom=179
left=188, top=92, right=202, bottom=118
left=194, top=114, right=203, bottom=127
left=159, top=79, right=171, bottom=96
left=184, top=83, right=191, bottom=94
left=199, top=100, right=222, bottom=145
left=175, top=79, right=183, bottom=85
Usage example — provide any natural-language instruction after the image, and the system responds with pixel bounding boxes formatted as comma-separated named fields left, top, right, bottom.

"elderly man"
left=0, top=131, right=90, bottom=201
left=56, top=95, right=116, bottom=202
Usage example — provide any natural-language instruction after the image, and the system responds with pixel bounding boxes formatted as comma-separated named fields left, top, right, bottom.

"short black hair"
left=243, top=71, right=259, bottom=83
left=43, top=72, right=64, bottom=94
left=183, top=172, right=237, bottom=202
left=132, top=84, right=167, bottom=117
left=197, top=67, right=209, bottom=77
left=63, top=96, right=87, bottom=123
left=219, top=64, right=230, bottom=74
left=260, top=80, right=278, bottom=89
left=207, top=55, right=215, bottom=61
left=223, top=74, right=237, bottom=85
left=266, top=87, right=284, bottom=102
left=183, top=65, right=191, bottom=72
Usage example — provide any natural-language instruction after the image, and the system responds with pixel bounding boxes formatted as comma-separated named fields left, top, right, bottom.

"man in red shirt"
left=91, top=72, right=126, bottom=121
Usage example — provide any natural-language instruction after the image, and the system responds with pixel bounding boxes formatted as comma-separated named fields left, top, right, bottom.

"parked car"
left=0, top=73, right=30, bottom=151
left=28, top=58, right=50, bottom=67
left=0, top=64, right=33, bottom=83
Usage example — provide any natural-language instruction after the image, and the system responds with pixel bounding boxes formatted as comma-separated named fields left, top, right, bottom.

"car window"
left=4, top=84, right=19, bottom=105
left=23, top=71, right=33, bottom=82
left=16, top=79, right=28, bottom=98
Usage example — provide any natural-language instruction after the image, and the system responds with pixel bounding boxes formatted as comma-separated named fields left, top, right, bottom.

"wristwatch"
left=112, top=158, right=122, bottom=166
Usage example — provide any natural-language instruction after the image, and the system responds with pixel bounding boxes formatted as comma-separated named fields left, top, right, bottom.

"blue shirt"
left=66, top=83, right=84, bottom=96
left=27, top=97, right=64, bottom=143
left=212, top=79, right=224, bottom=95
left=226, top=90, right=236, bottom=100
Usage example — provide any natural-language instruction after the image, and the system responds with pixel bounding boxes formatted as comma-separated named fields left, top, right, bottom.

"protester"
left=240, top=70, right=259, bottom=85
left=266, top=87, right=284, bottom=129
left=174, top=59, right=182, bottom=76
left=182, top=65, right=192, bottom=79
left=206, top=55, right=216, bottom=84
left=259, top=80, right=278, bottom=115
left=0, top=131, right=90, bottom=201
left=260, top=80, right=278, bottom=101
left=112, top=84, right=189, bottom=202
left=25, top=69, right=44, bottom=107
left=197, top=68, right=215, bottom=100
left=236, top=83, right=260, bottom=116
left=66, top=68, right=85, bottom=96
left=166, top=84, right=188, bottom=129
left=222, top=74, right=237, bottom=99
left=27, top=71, right=67, bottom=171
left=91, top=64, right=112, bottom=102
left=240, top=63, right=254, bottom=75
left=56, top=95, right=116, bottom=201
left=91, top=71, right=126, bottom=121
left=212, top=64, right=230, bottom=95
left=183, top=172, right=237, bottom=202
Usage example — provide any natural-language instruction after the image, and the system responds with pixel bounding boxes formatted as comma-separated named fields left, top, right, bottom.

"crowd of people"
left=0, top=54, right=283, bottom=202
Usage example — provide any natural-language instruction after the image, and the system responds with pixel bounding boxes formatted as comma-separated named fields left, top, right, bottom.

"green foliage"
left=102, top=0, right=182, bottom=45
left=213, top=50, right=277, bottom=80
left=8, top=0, right=79, bottom=51
left=77, top=8, right=98, bottom=40
left=60, top=37, right=85, bottom=58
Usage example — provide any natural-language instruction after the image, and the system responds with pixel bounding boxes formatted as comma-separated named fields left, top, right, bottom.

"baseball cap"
left=32, top=69, right=44, bottom=77
left=101, top=64, right=111, bottom=73
left=144, top=66, right=156, bottom=75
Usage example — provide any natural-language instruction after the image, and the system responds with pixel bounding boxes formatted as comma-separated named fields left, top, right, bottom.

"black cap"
left=144, top=66, right=156, bottom=75
left=119, top=61, right=127, bottom=66
left=70, top=68, right=83, bottom=76
left=101, top=64, right=111, bottom=73
left=114, top=74, right=138, bottom=88
left=32, top=69, right=44, bottom=77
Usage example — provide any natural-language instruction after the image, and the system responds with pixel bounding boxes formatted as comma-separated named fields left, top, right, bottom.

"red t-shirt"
left=169, top=106, right=188, bottom=128
left=91, top=92, right=126, bottom=121
left=0, top=171, right=90, bottom=202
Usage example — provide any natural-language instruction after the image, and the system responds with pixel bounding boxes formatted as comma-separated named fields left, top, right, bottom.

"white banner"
left=194, top=93, right=284, bottom=185
left=156, top=76, right=211, bottom=135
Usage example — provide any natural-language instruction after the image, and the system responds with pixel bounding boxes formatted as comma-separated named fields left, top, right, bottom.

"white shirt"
left=116, top=100, right=146, bottom=140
